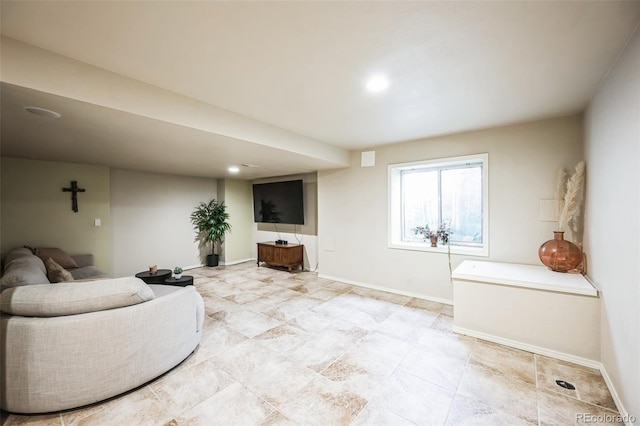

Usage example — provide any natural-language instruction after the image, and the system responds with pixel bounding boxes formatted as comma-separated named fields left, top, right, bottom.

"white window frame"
left=388, top=153, right=489, bottom=257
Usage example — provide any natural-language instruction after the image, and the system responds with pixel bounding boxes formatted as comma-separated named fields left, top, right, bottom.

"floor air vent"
left=555, top=380, right=576, bottom=390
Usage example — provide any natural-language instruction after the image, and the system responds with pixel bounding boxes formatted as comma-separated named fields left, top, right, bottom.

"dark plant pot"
left=206, top=254, right=219, bottom=267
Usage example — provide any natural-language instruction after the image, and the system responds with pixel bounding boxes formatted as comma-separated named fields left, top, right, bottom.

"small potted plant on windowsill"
left=173, top=266, right=183, bottom=279
left=414, top=221, right=454, bottom=281
left=414, top=221, right=452, bottom=247
left=414, top=225, right=438, bottom=247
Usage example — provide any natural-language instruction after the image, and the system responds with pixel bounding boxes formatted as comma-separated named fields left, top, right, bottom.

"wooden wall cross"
left=62, top=181, right=86, bottom=212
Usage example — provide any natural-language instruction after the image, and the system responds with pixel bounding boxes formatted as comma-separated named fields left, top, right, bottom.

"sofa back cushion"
left=34, top=247, right=79, bottom=269
left=0, top=277, right=155, bottom=317
left=1, top=250, right=50, bottom=290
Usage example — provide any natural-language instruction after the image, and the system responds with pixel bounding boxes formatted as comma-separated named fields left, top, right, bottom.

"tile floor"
left=1, top=263, right=622, bottom=425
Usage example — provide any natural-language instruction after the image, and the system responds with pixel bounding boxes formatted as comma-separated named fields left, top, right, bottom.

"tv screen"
left=253, top=180, right=305, bottom=225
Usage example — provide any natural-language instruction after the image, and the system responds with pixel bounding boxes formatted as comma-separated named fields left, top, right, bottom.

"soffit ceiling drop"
left=1, top=1, right=639, bottom=178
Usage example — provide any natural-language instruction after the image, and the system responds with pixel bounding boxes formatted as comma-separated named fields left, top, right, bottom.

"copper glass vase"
left=538, top=231, right=582, bottom=273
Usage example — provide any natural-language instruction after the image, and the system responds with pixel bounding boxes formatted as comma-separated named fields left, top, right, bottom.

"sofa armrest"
left=71, top=254, right=94, bottom=268
left=0, top=277, right=154, bottom=317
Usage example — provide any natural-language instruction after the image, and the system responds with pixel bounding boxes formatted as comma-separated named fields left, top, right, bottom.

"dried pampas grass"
left=555, top=168, right=569, bottom=224
left=557, top=161, right=586, bottom=231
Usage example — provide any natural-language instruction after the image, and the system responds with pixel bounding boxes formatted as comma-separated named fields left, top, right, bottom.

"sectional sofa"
left=0, top=247, right=204, bottom=413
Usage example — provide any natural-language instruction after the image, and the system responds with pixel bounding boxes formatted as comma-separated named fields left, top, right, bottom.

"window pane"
left=441, top=166, right=482, bottom=244
left=402, top=170, right=438, bottom=241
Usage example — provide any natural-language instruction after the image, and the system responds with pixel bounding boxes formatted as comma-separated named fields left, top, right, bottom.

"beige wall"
left=318, top=115, right=584, bottom=301
left=584, top=28, right=639, bottom=421
left=110, top=169, right=217, bottom=276
left=1, top=157, right=112, bottom=273
left=217, top=178, right=253, bottom=264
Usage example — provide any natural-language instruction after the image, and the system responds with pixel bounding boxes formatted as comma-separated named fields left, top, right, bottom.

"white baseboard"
left=317, top=273, right=453, bottom=306
left=599, top=364, right=633, bottom=425
left=183, top=264, right=204, bottom=271
left=221, top=257, right=256, bottom=266
left=452, top=326, right=601, bottom=369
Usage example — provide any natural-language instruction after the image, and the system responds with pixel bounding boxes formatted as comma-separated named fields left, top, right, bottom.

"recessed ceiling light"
left=228, top=166, right=240, bottom=173
left=366, top=75, right=389, bottom=93
left=24, top=106, right=61, bottom=119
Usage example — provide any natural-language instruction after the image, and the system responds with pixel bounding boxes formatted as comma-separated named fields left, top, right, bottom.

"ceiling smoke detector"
left=24, top=106, right=62, bottom=119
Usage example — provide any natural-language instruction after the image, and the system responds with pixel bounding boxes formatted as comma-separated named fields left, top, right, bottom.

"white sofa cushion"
left=0, top=277, right=154, bottom=317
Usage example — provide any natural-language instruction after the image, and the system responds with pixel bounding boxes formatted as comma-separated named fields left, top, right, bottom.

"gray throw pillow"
left=0, top=255, right=50, bottom=288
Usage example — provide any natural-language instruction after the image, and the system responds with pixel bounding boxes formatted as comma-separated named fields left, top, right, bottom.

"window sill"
left=388, top=241, right=489, bottom=257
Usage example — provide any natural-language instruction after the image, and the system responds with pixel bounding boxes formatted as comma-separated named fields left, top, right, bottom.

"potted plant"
left=414, top=221, right=454, bottom=281
left=190, top=199, right=231, bottom=267
left=173, top=266, right=183, bottom=279
left=414, top=225, right=438, bottom=247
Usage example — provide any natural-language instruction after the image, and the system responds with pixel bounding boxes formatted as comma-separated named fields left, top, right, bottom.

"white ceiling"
left=1, top=1, right=639, bottom=179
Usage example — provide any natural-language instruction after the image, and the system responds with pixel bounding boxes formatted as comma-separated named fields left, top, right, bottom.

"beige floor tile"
left=286, top=321, right=368, bottom=372
left=375, top=306, right=438, bottom=343
left=405, top=297, right=447, bottom=313
left=312, top=294, right=393, bottom=330
left=240, top=354, right=319, bottom=407
left=224, top=291, right=264, bottom=304
left=445, top=394, right=534, bottom=425
left=397, top=346, right=467, bottom=392
left=59, top=391, right=124, bottom=425
left=223, top=309, right=283, bottom=338
left=277, top=375, right=367, bottom=426
left=210, top=338, right=318, bottom=407
left=150, top=359, right=234, bottom=417
left=320, top=332, right=411, bottom=398
left=440, top=304, right=454, bottom=317
left=261, top=296, right=325, bottom=322
left=372, top=369, right=455, bottom=426
left=304, top=286, right=346, bottom=301
left=177, top=382, right=273, bottom=426
left=241, top=293, right=293, bottom=313
left=415, top=328, right=475, bottom=361
left=286, top=310, right=332, bottom=333
left=210, top=339, right=278, bottom=382
left=250, top=284, right=287, bottom=297
left=468, top=339, right=535, bottom=385
left=536, top=355, right=617, bottom=411
left=322, top=280, right=355, bottom=292
left=350, top=405, right=417, bottom=426
left=537, top=389, right=623, bottom=425
left=259, top=410, right=299, bottom=426
left=181, top=325, right=247, bottom=368
left=349, top=286, right=412, bottom=305
left=71, top=387, right=175, bottom=426
left=286, top=282, right=321, bottom=294
left=430, top=313, right=454, bottom=333
left=457, top=364, right=538, bottom=424
left=2, top=414, right=62, bottom=426
left=253, top=323, right=311, bottom=354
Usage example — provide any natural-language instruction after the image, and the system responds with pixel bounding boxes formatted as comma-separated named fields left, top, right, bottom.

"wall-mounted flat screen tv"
left=253, top=179, right=304, bottom=225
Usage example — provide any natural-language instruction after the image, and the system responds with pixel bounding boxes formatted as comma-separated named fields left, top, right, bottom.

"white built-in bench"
left=452, top=260, right=600, bottom=367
